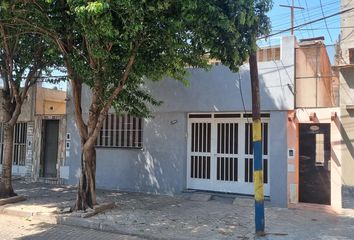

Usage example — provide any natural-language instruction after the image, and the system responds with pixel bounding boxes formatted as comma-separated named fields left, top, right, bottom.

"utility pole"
left=249, top=51, right=264, bottom=235
left=280, top=0, right=304, bottom=35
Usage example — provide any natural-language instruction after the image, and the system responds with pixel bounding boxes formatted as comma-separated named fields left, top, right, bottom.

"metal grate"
left=96, top=114, right=143, bottom=148
left=217, top=123, right=238, bottom=154
left=217, top=157, right=238, bottom=181
left=191, top=156, right=211, bottom=179
left=0, top=122, right=27, bottom=166
left=13, top=123, right=27, bottom=166
left=191, top=122, right=211, bottom=153
left=190, top=122, right=211, bottom=179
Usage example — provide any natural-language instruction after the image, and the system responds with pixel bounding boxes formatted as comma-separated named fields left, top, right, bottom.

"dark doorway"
left=299, top=123, right=331, bottom=205
left=41, top=120, right=59, bottom=178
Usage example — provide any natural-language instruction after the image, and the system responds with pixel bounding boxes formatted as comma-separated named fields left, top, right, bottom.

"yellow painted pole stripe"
left=253, top=119, right=262, bottom=142
left=254, top=170, right=264, bottom=202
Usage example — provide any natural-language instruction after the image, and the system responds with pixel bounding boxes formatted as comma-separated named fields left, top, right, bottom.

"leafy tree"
left=8, top=0, right=271, bottom=209
left=0, top=2, right=60, bottom=197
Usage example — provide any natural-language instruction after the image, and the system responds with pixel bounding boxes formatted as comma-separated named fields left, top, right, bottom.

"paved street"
left=3, top=180, right=354, bottom=239
left=0, top=215, right=143, bottom=240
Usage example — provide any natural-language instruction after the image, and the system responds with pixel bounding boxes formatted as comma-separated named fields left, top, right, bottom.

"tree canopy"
left=0, top=1, right=61, bottom=197
left=1, top=0, right=272, bottom=208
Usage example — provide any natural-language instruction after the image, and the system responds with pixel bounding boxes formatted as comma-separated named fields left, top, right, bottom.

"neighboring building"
left=66, top=36, right=295, bottom=207
left=0, top=84, right=67, bottom=183
left=336, top=0, right=354, bottom=210
left=288, top=37, right=341, bottom=211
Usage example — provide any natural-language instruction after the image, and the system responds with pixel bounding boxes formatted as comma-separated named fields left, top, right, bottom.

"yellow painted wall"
left=295, top=42, right=337, bottom=108
left=35, top=86, right=66, bottom=115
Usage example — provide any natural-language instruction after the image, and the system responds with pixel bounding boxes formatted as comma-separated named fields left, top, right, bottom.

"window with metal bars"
left=0, top=122, right=27, bottom=166
left=96, top=114, right=143, bottom=148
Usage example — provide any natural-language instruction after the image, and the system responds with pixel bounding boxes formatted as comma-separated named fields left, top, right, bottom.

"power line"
left=280, top=0, right=305, bottom=35
left=270, top=0, right=339, bottom=17
left=260, top=6, right=354, bottom=39
left=270, top=1, right=339, bottom=21
left=319, top=0, right=334, bottom=43
left=299, top=0, right=315, bottom=37
left=271, top=5, right=340, bottom=28
left=272, top=26, right=354, bottom=31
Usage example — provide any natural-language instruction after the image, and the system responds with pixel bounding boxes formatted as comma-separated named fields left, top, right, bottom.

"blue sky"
left=44, top=0, right=342, bottom=90
left=266, top=0, right=340, bottom=45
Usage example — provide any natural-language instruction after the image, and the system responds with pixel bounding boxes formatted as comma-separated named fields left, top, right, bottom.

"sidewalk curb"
left=0, top=207, right=59, bottom=223
left=0, top=207, right=170, bottom=240
left=57, top=216, right=181, bottom=240
left=0, top=195, right=26, bottom=206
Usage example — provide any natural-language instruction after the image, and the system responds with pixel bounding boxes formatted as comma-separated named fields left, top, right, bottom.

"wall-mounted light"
left=170, top=120, right=178, bottom=125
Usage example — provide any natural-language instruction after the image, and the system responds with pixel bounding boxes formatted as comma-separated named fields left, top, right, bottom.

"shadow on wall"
left=133, top=113, right=186, bottom=194
left=334, top=115, right=354, bottom=160
left=67, top=62, right=294, bottom=195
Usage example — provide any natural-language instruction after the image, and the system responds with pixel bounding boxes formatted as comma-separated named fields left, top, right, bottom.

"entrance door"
left=187, top=113, right=270, bottom=195
left=41, top=120, right=59, bottom=178
left=299, top=123, right=331, bottom=205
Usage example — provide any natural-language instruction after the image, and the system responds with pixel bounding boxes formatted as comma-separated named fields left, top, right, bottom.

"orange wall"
left=295, top=43, right=336, bottom=108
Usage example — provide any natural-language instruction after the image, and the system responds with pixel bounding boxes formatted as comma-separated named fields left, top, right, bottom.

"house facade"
left=287, top=38, right=341, bottom=211
left=65, top=36, right=295, bottom=207
left=64, top=28, right=354, bottom=210
left=0, top=84, right=67, bottom=183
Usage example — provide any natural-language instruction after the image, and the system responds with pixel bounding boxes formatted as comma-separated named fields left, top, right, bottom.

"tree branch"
left=65, top=58, right=88, bottom=141
left=84, top=39, right=143, bottom=149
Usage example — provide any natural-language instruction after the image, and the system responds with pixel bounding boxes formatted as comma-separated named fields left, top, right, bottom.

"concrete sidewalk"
left=1, top=179, right=354, bottom=239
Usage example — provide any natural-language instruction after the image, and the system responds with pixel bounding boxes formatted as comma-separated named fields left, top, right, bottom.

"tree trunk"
left=0, top=121, right=16, bottom=198
left=75, top=143, right=97, bottom=210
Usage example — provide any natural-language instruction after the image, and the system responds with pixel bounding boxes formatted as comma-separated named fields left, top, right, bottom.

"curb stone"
left=58, top=216, right=170, bottom=240
left=0, top=195, right=26, bottom=206
left=0, top=205, right=169, bottom=240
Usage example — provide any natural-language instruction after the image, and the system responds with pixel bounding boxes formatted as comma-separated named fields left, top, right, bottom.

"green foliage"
left=0, top=1, right=62, bottom=93
left=6, top=0, right=271, bottom=118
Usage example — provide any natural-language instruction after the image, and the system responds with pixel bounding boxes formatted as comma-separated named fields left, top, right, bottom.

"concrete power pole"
left=249, top=51, right=264, bottom=235
left=280, top=0, right=304, bottom=35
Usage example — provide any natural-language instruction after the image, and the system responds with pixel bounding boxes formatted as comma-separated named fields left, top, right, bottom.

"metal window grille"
left=0, top=122, right=27, bottom=166
left=96, top=114, right=143, bottom=148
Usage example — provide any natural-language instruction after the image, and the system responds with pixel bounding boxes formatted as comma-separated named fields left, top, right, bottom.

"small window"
left=257, top=47, right=281, bottom=62
left=315, top=134, right=325, bottom=166
left=0, top=122, right=27, bottom=166
left=96, top=114, right=143, bottom=148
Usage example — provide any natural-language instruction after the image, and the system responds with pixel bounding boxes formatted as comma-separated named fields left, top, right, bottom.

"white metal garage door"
left=187, top=113, right=270, bottom=196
